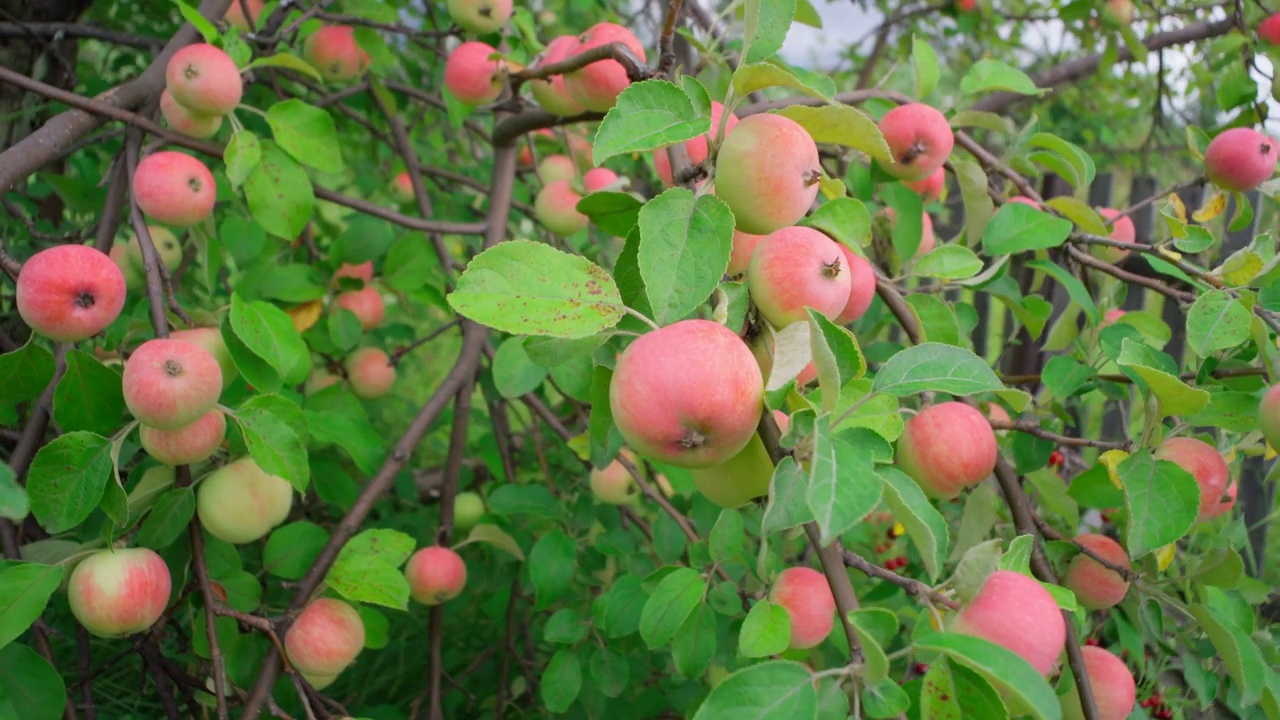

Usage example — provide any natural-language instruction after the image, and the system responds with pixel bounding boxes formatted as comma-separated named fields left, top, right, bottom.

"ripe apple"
left=568, top=133, right=593, bottom=171
left=896, top=401, right=997, bottom=499
left=1100, top=309, right=1126, bottom=327
left=446, top=0, right=513, bottom=35
left=334, top=262, right=374, bottom=284
left=1260, top=385, right=1280, bottom=448
left=224, top=0, right=264, bottom=30
left=528, top=35, right=586, bottom=117
left=747, top=226, right=852, bottom=328
left=769, top=567, right=836, bottom=650
left=123, top=338, right=223, bottom=429
left=1062, top=534, right=1130, bottom=610
left=834, top=246, right=877, bottom=324
left=165, top=43, right=242, bottom=117
left=344, top=347, right=396, bottom=399
left=1060, top=646, right=1136, bottom=720
left=68, top=547, right=171, bottom=638
left=582, top=167, right=619, bottom=194
left=405, top=546, right=467, bottom=605
left=170, top=326, right=237, bottom=389
left=534, top=180, right=588, bottom=236
left=334, top=285, right=385, bottom=331
left=444, top=41, right=507, bottom=106
left=303, top=26, right=371, bottom=82
left=951, top=569, right=1066, bottom=675
left=904, top=167, right=945, bottom=201
left=159, top=89, right=222, bottom=139
left=1204, top=127, right=1278, bottom=192
left=589, top=449, right=641, bottom=504
left=715, top=113, right=821, bottom=234
left=726, top=230, right=766, bottom=279
left=285, top=598, right=365, bottom=687
left=196, top=456, right=294, bottom=544
left=878, top=103, right=955, bottom=181
left=609, top=319, right=763, bottom=468
left=1261, top=13, right=1280, bottom=43
left=391, top=172, right=413, bottom=203
left=1090, top=208, right=1136, bottom=264
left=16, top=244, right=126, bottom=342
left=132, top=151, right=216, bottom=228
left=140, top=409, right=227, bottom=466
left=1153, top=437, right=1231, bottom=521
left=125, top=226, right=183, bottom=273
left=653, top=101, right=739, bottom=186
left=563, top=23, right=647, bottom=112
left=689, top=432, right=774, bottom=508
left=536, top=154, right=577, bottom=184
left=454, top=491, right=485, bottom=532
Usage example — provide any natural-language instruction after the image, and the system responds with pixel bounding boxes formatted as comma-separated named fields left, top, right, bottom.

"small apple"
left=68, top=547, right=172, bottom=638
left=404, top=546, right=467, bottom=605
left=196, top=457, right=294, bottom=544
left=140, top=409, right=227, bottom=466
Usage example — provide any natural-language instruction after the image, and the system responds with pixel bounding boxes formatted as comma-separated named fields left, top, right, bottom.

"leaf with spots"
left=243, top=140, right=315, bottom=240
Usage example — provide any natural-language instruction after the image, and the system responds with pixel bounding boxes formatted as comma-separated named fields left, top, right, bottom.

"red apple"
left=1060, top=647, right=1136, bottom=720
left=344, top=347, right=396, bottom=399
left=715, top=113, right=821, bottom=234
left=16, top=244, right=126, bottom=342
left=285, top=598, right=365, bottom=688
left=528, top=35, right=586, bottom=117
left=563, top=23, right=647, bottom=112
left=1062, top=534, right=1130, bottom=610
left=1204, top=127, right=1278, bottom=192
left=140, top=409, right=227, bottom=466
left=879, top=103, right=954, bottom=181
left=303, top=26, right=370, bottom=82
left=165, top=43, right=242, bottom=117
left=1154, top=437, right=1231, bottom=521
left=897, top=401, right=997, bottom=499
left=405, top=546, right=467, bottom=605
left=747, top=226, right=852, bottom=327
left=123, top=338, right=223, bottom=429
left=951, top=570, right=1066, bottom=675
left=68, top=547, right=171, bottom=638
left=770, top=567, right=836, bottom=650
left=132, top=151, right=216, bottom=228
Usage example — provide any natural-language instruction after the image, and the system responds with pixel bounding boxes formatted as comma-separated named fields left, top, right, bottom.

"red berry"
left=1085, top=637, right=1099, bottom=646
left=1048, top=450, right=1064, bottom=466
left=914, top=663, right=928, bottom=674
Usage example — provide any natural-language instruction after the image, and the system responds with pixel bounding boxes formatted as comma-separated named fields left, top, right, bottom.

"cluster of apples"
left=306, top=262, right=398, bottom=400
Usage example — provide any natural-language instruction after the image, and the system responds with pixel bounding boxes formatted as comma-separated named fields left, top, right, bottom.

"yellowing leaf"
left=1267, top=443, right=1277, bottom=460
left=1098, top=449, right=1130, bottom=489
left=566, top=433, right=591, bottom=461
left=1157, top=247, right=1183, bottom=262
left=288, top=299, right=323, bottom=332
left=1165, top=193, right=1187, bottom=224
left=1156, top=543, right=1176, bottom=571
left=1193, top=190, right=1227, bottom=223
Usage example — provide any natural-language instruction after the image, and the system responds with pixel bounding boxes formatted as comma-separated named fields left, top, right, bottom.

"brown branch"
left=656, top=0, right=686, bottom=77
left=123, top=131, right=175, bottom=337
left=840, top=547, right=960, bottom=610
left=389, top=320, right=462, bottom=366
left=510, top=42, right=650, bottom=94
left=988, top=419, right=1131, bottom=450
left=0, top=22, right=162, bottom=48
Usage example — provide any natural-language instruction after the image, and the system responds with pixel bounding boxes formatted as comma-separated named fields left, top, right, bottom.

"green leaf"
left=174, top=0, right=218, bottom=42
left=709, top=509, right=745, bottom=564
left=263, top=521, right=328, bottom=580
left=50, top=350, right=123, bottom=436
left=137, top=487, right=195, bottom=549
left=1116, top=339, right=1209, bottom=416
left=848, top=608, right=896, bottom=684
left=449, top=241, right=625, bottom=339
left=953, top=158, right=995, bottom=243
left=459, top=524, right=525, bottom=561
left=592, top=79, right=708, bottom=164
left=778, top=105, right=891, bottom=163
left=693, top=660, right=818, bottom=720
left=740, top=599, right=791, bottom=658
left=243, top=140, right=315, bottom=240
left=0, top=464, right=27, bottom=522
left=0, top=642, right=66, bottom=720
left=247, top=51, right=323, bottom=80
left=1120, top=450, right=1200, bottom=559
left=879, top=467, right=949, bottom=580
left=921, top=658, right=1009, bottom=720
left=27, top=432, right=112, bottom=534
left=731, top=61, right=835, bottom=101
left=638, top=188, right=734, bottom=325
left=862, top=678, right=911, bottom=719
left=906, top=294, right=961, bottom=346
left=266, top=99, right=343, bottom=174
left=872, top=343, right=1003, bottom=397
left=1046, top=196, right=1108, bottom=235
left=639, top=567, right=705, bottom=649
left=224, top=130, right=261, bottom=188
left=982, top=203, right=1073, bottom=255
left=807, top=424, right=882, bottom=545
left=802, top=198, right=871, bottom=249
left=541, top=648, right=582, bottom=713
left=332, top=215, right=394, bottom=266
left=1027, top=260, right=1100, bottom=325
left=326, top=557, right=410, bottom=610
left=1186, top=390, right=1264, bottom=433
left=0, top=342, right=54, bottom=407
left=306, top=409, right=384, bottom=475
left=672, top=604, right=717, bottom=678
left=0, top=564, right=61, bottom=650
left=742, top=0, right=796, bottom=63
left=594, top=575, right=648, bottom=638
left=1186, top=290, right=1252, bottom=357
left=808, top=310, right=866, bottom=411
left=492, top=336, right=548, bottom=398
left=235, top=401, right=310, bottom=493
left=1191, top=604, right=1266, bottom=705
left=229, top=293, right=310, bottom=382
left=339, top=528, right=416, bottom=568
left=914, top=245, right=984, bottom=280
left=529, top=530, right=576, bottom=610
left=1028, top=133, right=1095, bottom=188
left=576, top=192, right=643, bottom=237
left=761, top=456, right=815, bottom=535
left=960, top=59, right=1045, bottom=96
left=912, top=36, right=940, bottom=97
left=589, top=646, right=630, bottom=698
left=915, top=633, right=1060, bottom=720
left=487, top=484, right=560, bottom=519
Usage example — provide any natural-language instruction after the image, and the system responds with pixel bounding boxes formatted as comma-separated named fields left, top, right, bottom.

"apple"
left=904, top=167, right=945, bottom=201
left=653, top=101, right=739, bottom=186
left=689, top=432, right=774, bottom=508
left=769, top=567, right=836, bottom=650
left=391, top=172, right=413, bottom=203
left=224, top=0, right=264, bottom=31
left=582, top=167, right=619, bottom=194
left=165, top=43, right=242, bottom=117
left=896, top=401, right=997, bottom=499
left=344, top=347, right=396, bottom=399
left=1153, top=437, right=1231, bottom=521
left=334, top=262, right=374, bottom=284
left=609, top=319, right=763, bottom=468
left=285, top=598, right=365, bottom=687
left=453, top=491, right=485, bottom=532
left=534, top=180, right=588, bottom=236
left=405, top=546, right=467, bottom=605
left=726, top=230, right=766, bottom=279
left=589, top=449, right=641, bottom=504
left=110, top=244, right=146, bottom=293
left=834, top=246, right=877, bottom=324
left=1260, top=385, right=1280, bottom=449
left=68, top=547, right=171, bottom=638
left=159, top=89, right=222, bottom=139
left=1090, top=208, right=1136, bottom=264
left=1204, top=127, right=1278, bottom=192
left=303, top=26, right=370, bottom=82
left=140, top=409, right=226, bottom=466
left=334, top=285, right=385, bottom=331
left=528, top=35, right=586, bottom=117
left=170, top=326, right=237, bottom=389
left=1261, top=13, right=1280, bottom=43
left=568, top=133, right=593, bottom=171
left=747, top=226, right=852, bottom=327
left=1007, top=195, right=1042, bottom=209
left=132, top=151, right=216, bottom=228
left=1060, top=646, right=1137, bottom=720
left=1100, top=0, right=1134, bottom=26
left=714, top=113, right=821, bottom=234
left=879, top=103, right=954, bottom=181
left=536, top=154, right=577, bottom=184
left=1099, top=309, right=1126, bottom=328
left=196, top=456, right=294, bottom=544
left=951, top=569, right=1066, bottom=675
left=562, top=23, right=647, bottom=112
left=444, top=41, right=507, bottom=106
left=16, top=244, right=126, bottom=342
left=1062, top=534, right=1130, bottom=610
left=123, top=338, right=223, bottom=429
left=125, top=226, right=183, bottom=273
left=446, top=0, right=513, bottom=35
